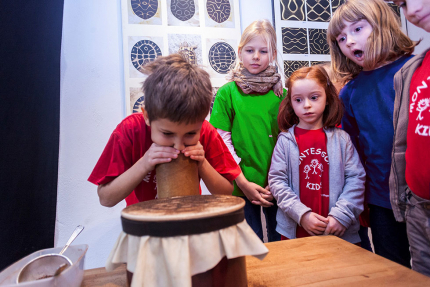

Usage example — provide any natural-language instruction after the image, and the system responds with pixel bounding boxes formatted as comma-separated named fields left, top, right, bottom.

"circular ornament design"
left=206, top=0, right=231, bottom=23
left=132, top=95, right=145, bottom=113
left=208, top=42, right=236, bottom=74
left=131, top=40, right=162, bottom=73
left=131, top=0, right=158, bottom=20
left=171, top=0, right=195, bottom=21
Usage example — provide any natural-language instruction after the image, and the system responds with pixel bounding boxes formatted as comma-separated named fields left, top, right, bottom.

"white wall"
left=58, top=0, right=272, bottom=270
left=58, top=0, right=125, bottom=269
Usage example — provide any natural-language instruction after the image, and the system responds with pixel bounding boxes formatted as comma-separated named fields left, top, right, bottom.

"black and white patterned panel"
left=306, top=0, right=331, bottom=22
left=331, top=0, right=345, bottom=14
left=280, top=0, right=305, bottom=21
left=282, top=28, right=308, bottom=54
left=284, top=60, right=309, bottom=78
left=310, top=61, right=330, bottom=66
left=309, top=29, right=329, bottom=55
left=277, top=0, right=343, bottom=78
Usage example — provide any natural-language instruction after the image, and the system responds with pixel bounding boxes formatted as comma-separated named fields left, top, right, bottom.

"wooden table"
left=82, top=236, right=430, bottom=286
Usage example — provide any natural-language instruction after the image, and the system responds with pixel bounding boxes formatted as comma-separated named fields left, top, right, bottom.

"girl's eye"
left=355, top=27, right=362, bottom=32
left=337, top=36, right=345, bottom=43
left=295, top=98, right=302, bottom=103
left=261, top=50, right=268, bottom=54
left=163, top=132, right=173, bottom=136
left=311, top=95, right=319, bottom=100
left=246, top=49, right=253, bottom=53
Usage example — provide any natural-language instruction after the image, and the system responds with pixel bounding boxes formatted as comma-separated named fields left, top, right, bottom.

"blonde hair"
left=229, top=19, right=281, bottom=75
left=327, top=0, right=417, bottom=82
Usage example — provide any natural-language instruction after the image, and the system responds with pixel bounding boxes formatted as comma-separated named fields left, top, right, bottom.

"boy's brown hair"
left=327, top=0, right=417, bottom=83
left=141, top=54, right=212, bottom=123
left=278, top=65, right=343, bottom=131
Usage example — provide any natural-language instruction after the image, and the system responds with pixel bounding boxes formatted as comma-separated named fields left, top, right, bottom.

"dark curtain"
left=0, top=1, right=64, bottom=271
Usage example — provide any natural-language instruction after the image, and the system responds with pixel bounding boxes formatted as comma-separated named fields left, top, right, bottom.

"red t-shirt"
left=88, top=113, right=241, bottom=205
left=406, top=51, right=430, bottom=200
left=295, top=127, right=330, bottom=238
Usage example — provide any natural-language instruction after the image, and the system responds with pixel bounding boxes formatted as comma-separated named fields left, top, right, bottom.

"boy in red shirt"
left=391, top=0, right=430, bottom=277
left=88, top=54, right=241, bottom=207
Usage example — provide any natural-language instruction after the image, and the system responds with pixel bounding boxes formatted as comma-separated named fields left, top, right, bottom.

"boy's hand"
left=182, top=141, right=205, bottom=166
left=141, top=143, right=179, bottom=171
left=324, top=216, right=346, bottom=237
left=300, top=212, right=329, bottom=236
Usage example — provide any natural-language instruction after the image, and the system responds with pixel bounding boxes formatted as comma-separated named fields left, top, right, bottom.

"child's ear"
left=238, top=48, right=242, bottom=62
left=141, top=106, right=150, bottom=126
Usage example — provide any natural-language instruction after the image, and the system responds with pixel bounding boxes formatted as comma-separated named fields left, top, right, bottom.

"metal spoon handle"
left=59, top=225, right=84, bottom=255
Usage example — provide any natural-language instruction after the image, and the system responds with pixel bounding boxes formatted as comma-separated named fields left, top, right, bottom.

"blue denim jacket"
left=269, top=126, right=366, bottom=243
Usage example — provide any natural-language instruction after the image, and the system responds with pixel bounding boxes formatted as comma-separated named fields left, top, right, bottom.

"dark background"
left=0, top=1, right=64, bottom=271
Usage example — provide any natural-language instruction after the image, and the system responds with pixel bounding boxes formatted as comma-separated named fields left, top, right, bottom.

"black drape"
left=0, top=1, right=64, bottom=270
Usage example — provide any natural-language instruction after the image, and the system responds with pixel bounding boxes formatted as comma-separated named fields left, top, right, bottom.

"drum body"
left=155, top=153, right=199, bottom=199
left=121, top=195, right=247, bottom=287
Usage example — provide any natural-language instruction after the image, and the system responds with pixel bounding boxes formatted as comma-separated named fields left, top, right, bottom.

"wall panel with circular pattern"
left=131, top=0, right=159, bottom=20
left=206, top=0, right=231, bottom=23
left=131, top=40, right=162, bottom=73
left=208, top=42, right=236, bottom=74
left=171, top=0, right=195, bottom=21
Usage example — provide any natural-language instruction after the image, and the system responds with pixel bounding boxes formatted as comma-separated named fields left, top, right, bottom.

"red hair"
left=278, top=65, right=343, bottom=132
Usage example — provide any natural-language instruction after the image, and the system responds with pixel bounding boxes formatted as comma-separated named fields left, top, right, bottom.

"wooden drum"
left=121, top=195, right=247, bottom=287
left=155, top=153, right=199, bottom=199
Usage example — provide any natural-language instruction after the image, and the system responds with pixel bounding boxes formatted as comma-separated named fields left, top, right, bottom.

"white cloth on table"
left=106, top=219, right=268, bottom=287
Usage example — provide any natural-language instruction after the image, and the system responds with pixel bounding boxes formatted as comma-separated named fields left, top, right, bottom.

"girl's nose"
left=253, top=52, right=260, bottom=60
left=304, top=99, right=311, bottom=108
left=346, top=36, right=355, bottom=47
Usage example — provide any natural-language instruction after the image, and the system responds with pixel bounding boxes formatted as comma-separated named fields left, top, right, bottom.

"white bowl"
left=0, top=244, right=88, bottom=287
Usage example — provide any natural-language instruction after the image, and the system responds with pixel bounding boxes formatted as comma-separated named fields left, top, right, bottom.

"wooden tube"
left=155, top=153, right=199, bottom=199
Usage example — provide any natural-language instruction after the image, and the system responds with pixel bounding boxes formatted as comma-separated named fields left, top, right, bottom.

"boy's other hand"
left=182, top=141, right=205, bottom=166
left=324, top=216, right=346, bottom=237
left=142, top=143, right=179, bottom=171
left=300, top=212, right=329, bottom=236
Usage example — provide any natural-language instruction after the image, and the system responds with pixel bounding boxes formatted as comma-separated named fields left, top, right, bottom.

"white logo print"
left=318, top=163, right=323, bottom=177
left=303, top=165, right=311, bottom=179
left=416, top=98, right=430, bottom=121
left=310, top=159, right=319, bottom=174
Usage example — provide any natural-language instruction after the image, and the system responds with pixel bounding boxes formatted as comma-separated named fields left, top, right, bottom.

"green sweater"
left=210, top=81, right=286, bottom=196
